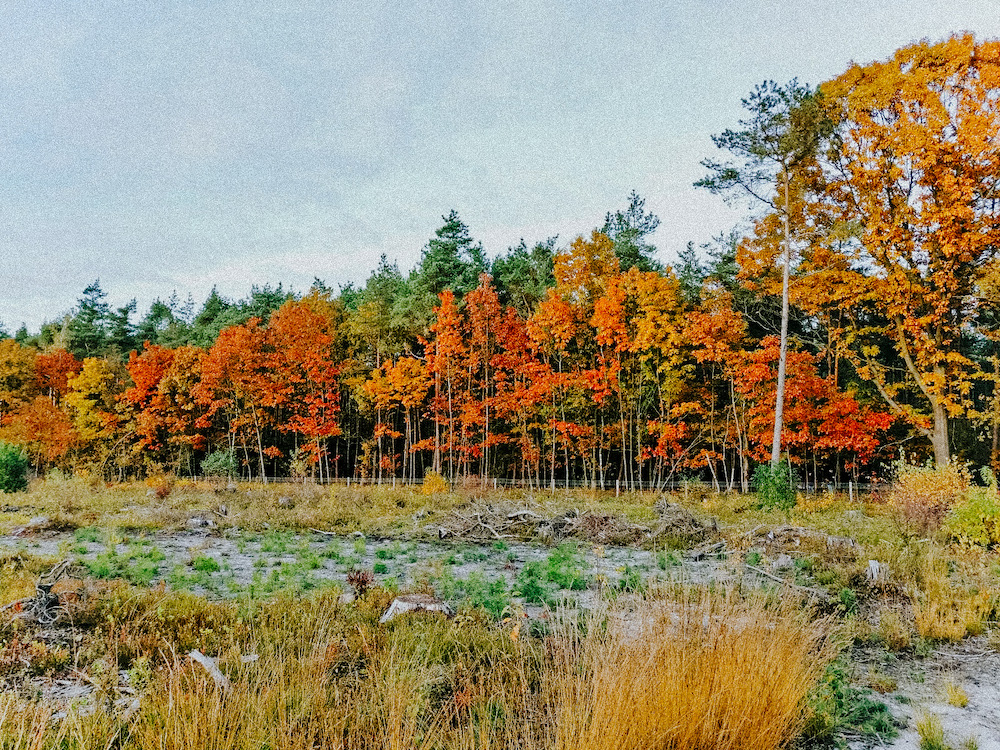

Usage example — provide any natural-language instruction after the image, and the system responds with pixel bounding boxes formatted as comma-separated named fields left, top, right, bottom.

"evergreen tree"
left=676, top=242, right=706, bottom=304
left=396, top=211, right=487, bottom=332
left=106, top=300, right=138, bottom=354
left=68, top=280, right=110, bottom=358
left=602, top=191, right=663, bottom=272
left=492, top=237, right=556, bottom=316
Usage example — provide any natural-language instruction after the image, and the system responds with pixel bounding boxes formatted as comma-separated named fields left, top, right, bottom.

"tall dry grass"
left=2, top=580, right=835, bottom=750
left=550, top=592, right=834, bottom=750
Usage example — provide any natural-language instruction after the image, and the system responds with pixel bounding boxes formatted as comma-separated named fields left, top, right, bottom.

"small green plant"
left=200, top=449, right=237, bottom=479
left=515, top=561, right=548, bottom=604
left=745, top=549, right=763, bottom=567
left=616, top=565, right=645, bottom=594
left=545, top=542, right=588, bottom=590
left=457, top=572, right=512, bottom=620
left=82, top=540, right=166, bottom=586
left=802, top=659, right=898, bottom=743
left=73, top=526, right=102, bottom=543
left=838, top=587, right=858, bottom=614
left=373, top=562, right=388, bottom=574
left=657, top=550, right=682, bottom=570
left=752, top=463, right=796, bottom=511
left=0, top=441, right=29, bottom=493
left=191, top=555, right=221, bottom=573
left=916, top=713, right=948, bottom=750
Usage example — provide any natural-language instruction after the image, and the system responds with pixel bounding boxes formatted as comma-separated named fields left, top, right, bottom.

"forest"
left=2, top=34, right=1000, bottom=490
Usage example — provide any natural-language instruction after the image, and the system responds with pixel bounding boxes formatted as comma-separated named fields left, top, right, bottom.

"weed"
left=545, top=542, right=589, bottom=590
left=752, top=463, right=796, bottom=511
left=802, top=659, right=898, bottom=743
left=944, top=679, right=969, bottom=708
left=838, top=588, right=858, bottom=614
left=916, top=713, right=948, bottom=750
left=373, top=562, right=389, bottom=574
left=616, top=565, right=645, bottom=594
left=73, top=526, right=102, bottom=543
left=657, top=550, right=682, bottom=570
left=81, top=539, right=165, bottom=586
left=191, top=555, right=221, bottom=573
left=516, top=561, right=548, bottom=604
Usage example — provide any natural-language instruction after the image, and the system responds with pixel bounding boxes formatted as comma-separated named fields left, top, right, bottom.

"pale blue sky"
left=2, top=1, right=999, bottom=332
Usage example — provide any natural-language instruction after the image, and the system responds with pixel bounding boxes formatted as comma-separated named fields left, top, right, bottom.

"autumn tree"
left=816, top=35, right=1000, bottom=465
left=268, top=297, right=343, bottom=480
left=65, top=357, right=131, bottom=476
left=0, top=339, right=38, bottom=420
left=194, top=319, right=276, bottom=481
left=34, top=349, right=81, bottom=405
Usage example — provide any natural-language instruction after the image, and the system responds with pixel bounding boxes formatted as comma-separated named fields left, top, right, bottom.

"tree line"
left=2, top=35, right=999, bottom=488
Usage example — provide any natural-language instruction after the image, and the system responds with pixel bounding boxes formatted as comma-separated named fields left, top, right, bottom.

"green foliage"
left=458, top=572, right=513, bottom=620
left=602, top=191, right=663, bottom=272
left=544, top=542, right=589, bottom=591
left=616, top=564, right=646, bottom=593
left=946, top=475, right=1000, bottom=548
left=191, top=555, right=221, bottom=573
left=0, top=441, right=29, bottom=493
left=752, top=463, right=796, bottom=511
left=516, top=561, right=548, bottom=604
left=802, top=659, right=898, bottom=743
left=491, top=237, right=556, bottom=315
left=200, top=449, right=237, bottom=479
left=82, top=538, right=166, bottom=586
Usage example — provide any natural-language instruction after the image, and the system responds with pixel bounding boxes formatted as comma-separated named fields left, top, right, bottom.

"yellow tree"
left=818, top=34, right=1000, bottom=465
left=65, top=357, right=131, bottom=476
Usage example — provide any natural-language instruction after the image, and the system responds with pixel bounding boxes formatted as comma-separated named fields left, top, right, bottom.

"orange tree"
left=815, top=35, right=1000, bottom=465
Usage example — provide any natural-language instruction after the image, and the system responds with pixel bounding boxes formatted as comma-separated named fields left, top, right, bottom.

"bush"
left=946, top=468, right=1000, bottom=548
left=0, top=441, right=29, bottom=493
left=200, top=450, right=237, bottom=479
left=752, top=463, right=796, bottom=511
left=887, top=460, right=969, bottom=533
left=421, top=469, right=449, bottom=495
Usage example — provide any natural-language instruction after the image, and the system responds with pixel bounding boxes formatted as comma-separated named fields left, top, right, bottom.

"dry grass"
left=551, top=591, right=834, bottom=750
left=0, top=580, right=835, bottom=750
left=913, top=548, right=997, bottom=641
left=944, top=678, right=969, bottom=708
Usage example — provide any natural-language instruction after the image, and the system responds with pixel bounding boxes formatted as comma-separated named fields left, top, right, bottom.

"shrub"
left=887, top=460, right=969, bottom=533
left=421, top=469, right=449, bottom=495
left=0, top=441, right=29, bottom=493
left=200, top=450, right=237, bottom=479
left=947, top=478, right=1000, bottom=548
left=752, top=463, right=796, bottom=511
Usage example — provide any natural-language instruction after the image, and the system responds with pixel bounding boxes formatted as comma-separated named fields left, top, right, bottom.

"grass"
left=552, top=590, right=835, bottom=750
left=945, top=678, right=969, bottom=708
left=916, top=713, right=949, bottom=750
left=0, top=580, right=836, bottom=750
left=4, top=476, right=1000, bottom=748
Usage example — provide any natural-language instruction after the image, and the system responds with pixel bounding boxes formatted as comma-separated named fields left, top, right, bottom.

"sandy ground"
left=878, top=639, right=1000, bottom=750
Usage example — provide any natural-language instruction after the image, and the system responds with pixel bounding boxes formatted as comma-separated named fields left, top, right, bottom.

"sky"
left=2, top=1, right=1000, bottom=333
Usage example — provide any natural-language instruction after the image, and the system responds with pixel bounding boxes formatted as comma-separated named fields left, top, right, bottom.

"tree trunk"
left=931, top=399, right=949, bottom=467
left=770, top=169, right=792, bottom=469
